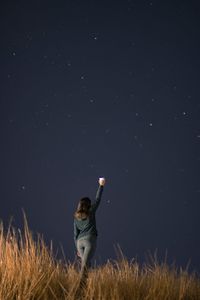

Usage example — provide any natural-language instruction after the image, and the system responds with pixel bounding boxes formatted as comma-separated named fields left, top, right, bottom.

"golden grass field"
left=0, top=215, right=199, bottom=300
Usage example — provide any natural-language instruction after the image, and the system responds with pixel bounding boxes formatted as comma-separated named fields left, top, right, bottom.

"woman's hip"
left=77, top=235, right=97, bottom=247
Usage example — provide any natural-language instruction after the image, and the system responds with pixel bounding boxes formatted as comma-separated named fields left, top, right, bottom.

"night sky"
left=1, top=0, right=200, bottom=271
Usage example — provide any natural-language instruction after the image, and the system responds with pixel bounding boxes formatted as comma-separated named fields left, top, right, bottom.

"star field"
left=0, top=0, right=200, bottom=270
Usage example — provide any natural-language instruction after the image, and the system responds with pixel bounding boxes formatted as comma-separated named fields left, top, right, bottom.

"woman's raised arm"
left=91, top=178, right=106, bottom=212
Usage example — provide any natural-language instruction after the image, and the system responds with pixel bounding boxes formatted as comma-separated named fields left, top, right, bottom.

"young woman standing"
left=74, top=177, right=106, bottom=276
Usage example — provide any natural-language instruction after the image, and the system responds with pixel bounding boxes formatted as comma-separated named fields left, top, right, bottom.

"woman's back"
left=74, top=184, right=104, bottom=244
left=74, top=211, right=97, bottom=238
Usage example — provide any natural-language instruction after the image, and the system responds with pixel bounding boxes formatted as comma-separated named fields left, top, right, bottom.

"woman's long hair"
left=74, top=197, right=91, bottom=220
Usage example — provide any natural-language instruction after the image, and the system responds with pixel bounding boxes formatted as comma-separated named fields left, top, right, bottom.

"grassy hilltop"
left=0, top=217, right=199, bottom=300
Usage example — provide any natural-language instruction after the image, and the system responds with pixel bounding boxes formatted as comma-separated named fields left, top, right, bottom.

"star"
left=65, top=113, right=72, bottom=118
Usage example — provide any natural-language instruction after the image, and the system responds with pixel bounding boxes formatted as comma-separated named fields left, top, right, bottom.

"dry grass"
left=0, top=216, right=199, bottom=300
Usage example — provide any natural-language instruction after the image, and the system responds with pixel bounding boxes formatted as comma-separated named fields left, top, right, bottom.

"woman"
left=74, top=177, right=106, bottom=274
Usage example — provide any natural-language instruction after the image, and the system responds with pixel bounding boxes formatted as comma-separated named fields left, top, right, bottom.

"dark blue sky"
left=1, top=0, right=200, bottom=271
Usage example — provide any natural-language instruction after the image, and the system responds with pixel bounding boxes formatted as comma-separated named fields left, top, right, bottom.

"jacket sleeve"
left=91, top=185, right=104, bottom=213
left=74, top=221, right=79, bottom=248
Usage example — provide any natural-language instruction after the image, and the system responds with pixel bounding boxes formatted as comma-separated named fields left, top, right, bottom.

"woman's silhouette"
left=74, top=177, right=105, bottom=289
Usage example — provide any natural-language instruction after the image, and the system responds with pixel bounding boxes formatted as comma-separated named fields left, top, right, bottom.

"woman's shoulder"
left=90, top=204, right=96, bottom=211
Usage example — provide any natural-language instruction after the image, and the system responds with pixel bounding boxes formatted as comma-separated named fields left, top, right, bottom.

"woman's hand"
left=99, top=177, right=106, bottom=186
left=77, top=251, right=81, bottom=257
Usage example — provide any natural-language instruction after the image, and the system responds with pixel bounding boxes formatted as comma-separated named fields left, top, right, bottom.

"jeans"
left=77, top=235, right=97, bottom=272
